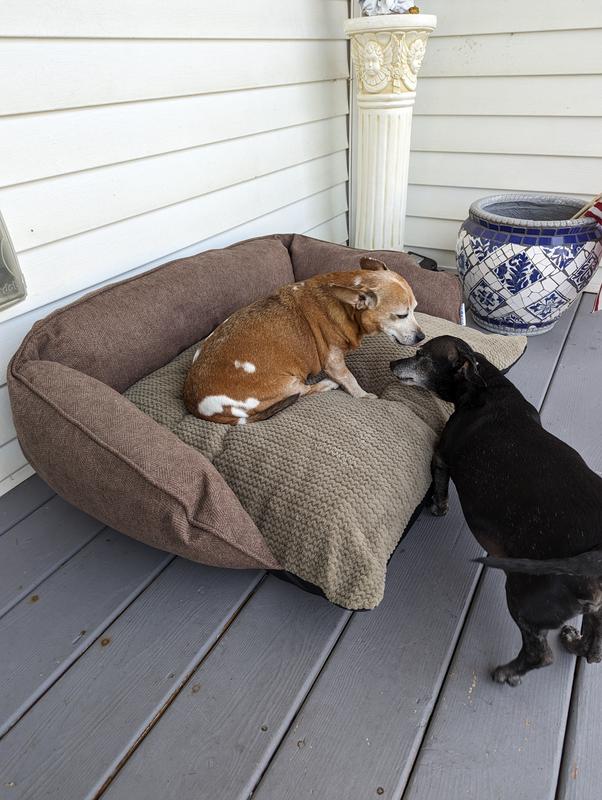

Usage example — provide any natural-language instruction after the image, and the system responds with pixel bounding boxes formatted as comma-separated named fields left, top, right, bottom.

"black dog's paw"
left=430, top=501, right=448, bottom=517
left=560, top=625, right=582, bottom=654
left=491, top=664, right=522, bottom=687
left=560, top=625, right=602, bottom=663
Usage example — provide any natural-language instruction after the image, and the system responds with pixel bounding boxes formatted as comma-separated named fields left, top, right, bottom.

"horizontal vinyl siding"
left=0, top=0, right=349, bottom=39
left=406, top=0, right=602, bottom=269
left=0, top=0, right=351, bottom=493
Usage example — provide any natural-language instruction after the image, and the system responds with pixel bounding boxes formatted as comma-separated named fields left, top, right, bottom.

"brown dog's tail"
left=251, top=393, right=301, bottom=422
left=474, top=550, right=602, bottom=577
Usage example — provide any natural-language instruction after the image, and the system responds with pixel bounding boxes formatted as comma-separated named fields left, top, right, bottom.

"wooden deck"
left=1, top=295, right=600, bottom=800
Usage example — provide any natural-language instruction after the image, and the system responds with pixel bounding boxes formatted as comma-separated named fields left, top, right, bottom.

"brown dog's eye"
left=396, top=313, right=409, bottom=319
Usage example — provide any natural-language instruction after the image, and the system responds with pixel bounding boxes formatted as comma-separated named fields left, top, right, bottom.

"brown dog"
left=183, top=257, right=424, bottom=424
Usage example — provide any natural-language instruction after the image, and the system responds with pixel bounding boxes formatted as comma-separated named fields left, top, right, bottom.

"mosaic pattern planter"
left=457, top=194, right=602, bottom=335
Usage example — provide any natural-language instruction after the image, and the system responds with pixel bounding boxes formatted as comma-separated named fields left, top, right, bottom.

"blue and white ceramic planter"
left=457, top=194, right=602, bottom=335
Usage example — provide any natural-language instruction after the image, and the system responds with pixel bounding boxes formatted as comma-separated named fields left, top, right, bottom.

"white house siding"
left=0, top=0, right=351, bottom=495
left=404, top=0, right=602, bottom=282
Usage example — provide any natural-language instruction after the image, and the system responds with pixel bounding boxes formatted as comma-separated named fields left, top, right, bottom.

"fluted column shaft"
left=345, top=14, right=436, bottom=251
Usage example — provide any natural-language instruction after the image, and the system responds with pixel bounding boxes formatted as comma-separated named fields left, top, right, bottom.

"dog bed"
left=8, top=232, right=522, bottom=608
left=125, top=314, right=525, bottom=609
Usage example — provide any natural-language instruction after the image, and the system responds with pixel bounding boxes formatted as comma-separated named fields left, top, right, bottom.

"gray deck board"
left=0, top=475, right=54, bottom=536
left=254, top=493, right=481, bottom=800
left=0, top=496, right=105, bottom=618
left=403, top=568, right=577, bottom=800
left=557, top=661, right=601, bottom=800
left=101, top=577, right=350, bottom=800
left=400, top=298, right=591, bottom=800
left=0, top=531, right=169, bottom=737
left=546, top=296, right=602, bottom=800
left=539, top=295, right=602, bottom=471
left=0, top=560, right=262, bottom=800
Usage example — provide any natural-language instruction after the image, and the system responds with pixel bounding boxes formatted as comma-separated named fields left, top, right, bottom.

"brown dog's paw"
left=360, top=392, right=378, bottom=400
left=430, top=501, right=448, bottom=517
left=491, top=665, right=522, bottom=687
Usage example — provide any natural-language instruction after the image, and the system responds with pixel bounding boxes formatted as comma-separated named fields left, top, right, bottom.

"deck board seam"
left=538, top=295, right=583, bottom=415
left=92, top=569, right=267, bottom=799
left=250, top=607, right=355, bottom=798
left=0, top=553, right=177, bottom=742
left=0, top=521, right=107, bottom=621
left=397, top=302, right=580, bottom=798
left=554, top=658, right=582, bottom=800
left=398, top=558, right=486, bottom=800
left=0, top=491, right=57, bottom=538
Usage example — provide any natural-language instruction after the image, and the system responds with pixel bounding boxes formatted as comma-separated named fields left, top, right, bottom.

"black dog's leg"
left=561, top=608, right=602, bottom=664
left=430, top=450, right=449, bottom=516
left=492, top=578, right=553, bottom=686
left=492, top=624, right=553, bottom=687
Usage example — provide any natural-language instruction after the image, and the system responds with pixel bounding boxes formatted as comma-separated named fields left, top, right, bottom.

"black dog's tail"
left=474, top=551, right=602, bottom=577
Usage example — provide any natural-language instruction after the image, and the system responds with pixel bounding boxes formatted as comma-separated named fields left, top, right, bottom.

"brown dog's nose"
left=414, top=330, right=425, bottom=343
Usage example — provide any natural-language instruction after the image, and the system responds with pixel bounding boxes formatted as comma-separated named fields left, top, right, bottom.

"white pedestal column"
left=345, top=14, right=436, bottom=251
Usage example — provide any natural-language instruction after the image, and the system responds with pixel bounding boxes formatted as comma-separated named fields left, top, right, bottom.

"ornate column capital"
left=345, top=15, right=436, bottom=95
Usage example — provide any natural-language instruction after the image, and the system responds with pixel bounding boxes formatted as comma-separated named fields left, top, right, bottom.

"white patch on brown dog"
left=192, top=348, right=201, bottom=363
left=198, top=395, right=260, bottom=418
left=234, top=360, right=256, bottom=373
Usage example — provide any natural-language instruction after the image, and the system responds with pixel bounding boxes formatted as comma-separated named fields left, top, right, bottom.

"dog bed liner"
left=7, top=233, right=485, bottom=606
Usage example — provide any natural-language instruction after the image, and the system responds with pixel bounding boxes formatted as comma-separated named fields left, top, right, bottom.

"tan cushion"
left=125, top=314, right=526, bottom=609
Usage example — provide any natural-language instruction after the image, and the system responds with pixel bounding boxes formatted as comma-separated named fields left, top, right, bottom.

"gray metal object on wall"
left=0, top=210, right=26, bottom=312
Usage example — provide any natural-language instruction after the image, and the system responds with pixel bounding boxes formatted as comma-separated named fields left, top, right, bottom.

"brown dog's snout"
left=414, top=329, right=425, bottom=343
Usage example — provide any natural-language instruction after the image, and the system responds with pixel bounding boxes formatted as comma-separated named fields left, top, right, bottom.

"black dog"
left=390, top=335, right=602, bottom=686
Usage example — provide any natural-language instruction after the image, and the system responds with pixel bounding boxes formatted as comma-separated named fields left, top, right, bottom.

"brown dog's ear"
left=360, top=256, right=388, bottom=271
left=329, top=284, right=378, bottom=310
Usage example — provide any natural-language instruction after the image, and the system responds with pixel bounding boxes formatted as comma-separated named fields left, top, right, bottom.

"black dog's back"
left=438, top=355, right=602, bottom=564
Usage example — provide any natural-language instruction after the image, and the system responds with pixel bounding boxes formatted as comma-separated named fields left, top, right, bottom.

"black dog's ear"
left=455, top=351, right=486, bottom=387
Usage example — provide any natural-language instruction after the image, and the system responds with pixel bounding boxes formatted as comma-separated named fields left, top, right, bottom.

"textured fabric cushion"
left=289, top=235, right=463, bottom=324
left=125, top=314, right=526, bottom=609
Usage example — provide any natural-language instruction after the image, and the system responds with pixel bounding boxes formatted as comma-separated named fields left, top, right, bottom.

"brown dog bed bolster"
left=8, top=234, right=464, bottom=583
left=288, top=235, right=463, bottom=324
left=11, top=360, right=280, bottom=570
